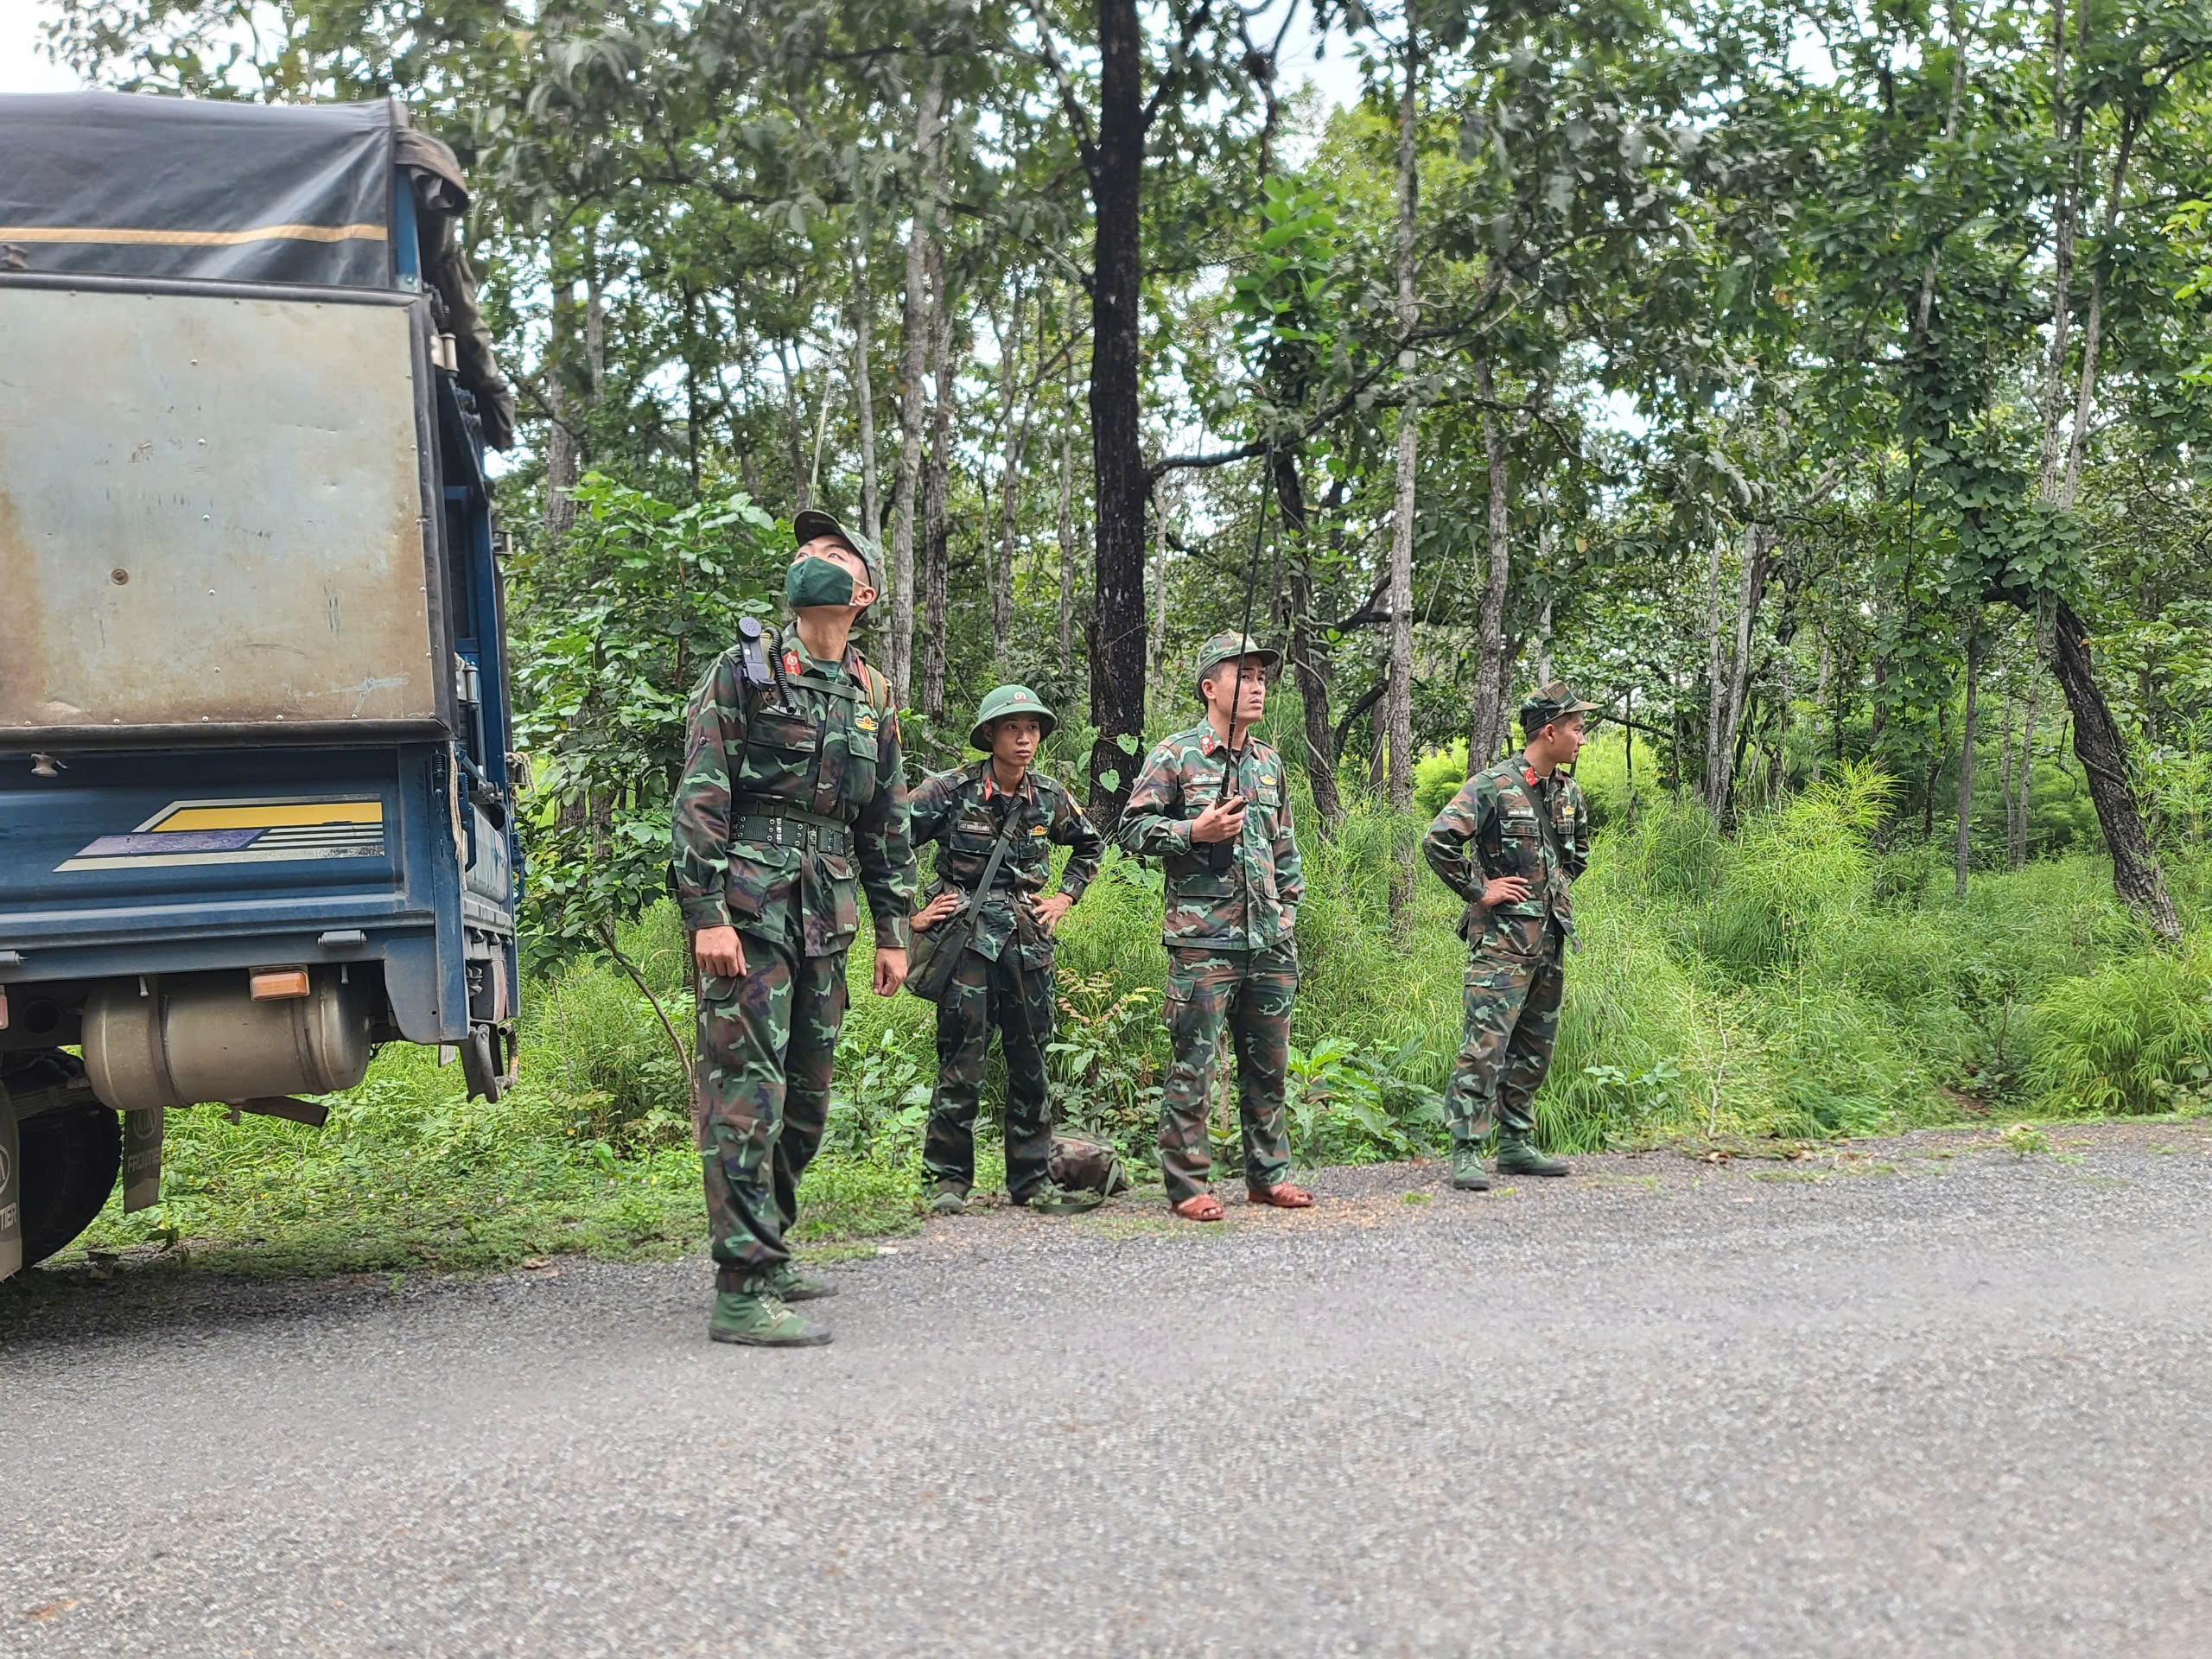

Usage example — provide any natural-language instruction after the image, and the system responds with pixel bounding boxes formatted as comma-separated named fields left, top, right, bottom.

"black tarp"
left=0, top=92, right=513, bottom=447
left=0, top=92, right=395, bottom=287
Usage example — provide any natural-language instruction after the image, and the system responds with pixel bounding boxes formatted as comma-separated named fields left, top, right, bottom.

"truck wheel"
left=20, top=1104, right=123, bottom=1268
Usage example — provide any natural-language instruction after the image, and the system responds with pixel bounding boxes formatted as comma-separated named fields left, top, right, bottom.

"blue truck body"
left=0, top=93, right=519, bottom=1275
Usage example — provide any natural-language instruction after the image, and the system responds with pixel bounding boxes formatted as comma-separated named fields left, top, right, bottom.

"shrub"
left=2028, top=945, right=2212, bottom=1115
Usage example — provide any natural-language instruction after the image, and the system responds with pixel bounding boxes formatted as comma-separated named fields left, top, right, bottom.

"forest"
left=43, top=0, right=2212, bottom=1269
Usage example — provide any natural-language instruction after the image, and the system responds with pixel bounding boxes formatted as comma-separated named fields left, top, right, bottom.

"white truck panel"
left=0, top=284, right=436, bottom=734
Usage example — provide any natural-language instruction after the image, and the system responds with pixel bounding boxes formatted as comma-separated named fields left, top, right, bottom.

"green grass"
left=54, top=750, right=2212, bottom=1278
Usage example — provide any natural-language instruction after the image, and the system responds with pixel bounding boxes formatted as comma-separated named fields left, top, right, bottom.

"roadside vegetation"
left=62, top=731, right=2211, bottom=1279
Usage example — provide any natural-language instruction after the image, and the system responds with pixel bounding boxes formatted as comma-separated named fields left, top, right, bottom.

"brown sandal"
left=1247, top=1182, right=1314, bottom=1209
left=1173, top=1193, right=1226, bottom=1222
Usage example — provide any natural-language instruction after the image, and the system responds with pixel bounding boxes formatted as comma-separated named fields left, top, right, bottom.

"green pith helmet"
left=969, top=684, right=1058, bottom=751
left=1519, top=678, right=1602, bottom=736
left=791, top=507, right=885, bottom=599
left=1193, top=631, right=1281, bottom=696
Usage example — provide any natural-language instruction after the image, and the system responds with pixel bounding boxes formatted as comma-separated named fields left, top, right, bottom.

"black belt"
left=734, top=810, right=849, bottom=855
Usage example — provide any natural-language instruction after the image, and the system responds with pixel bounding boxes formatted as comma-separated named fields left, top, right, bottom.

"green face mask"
left=785, top=555, right=856, bottom=611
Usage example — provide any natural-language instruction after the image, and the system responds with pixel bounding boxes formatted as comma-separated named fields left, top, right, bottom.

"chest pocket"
left=830, top=723, right=879, bottom=813
left=1498, top=815, right=1548, bottom=879
left=739, top=710, right=819, bottom=798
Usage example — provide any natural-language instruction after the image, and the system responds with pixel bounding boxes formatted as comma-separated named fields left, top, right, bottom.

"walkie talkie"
left=1203, top=751, right=1244, bottom=872
left=736, top=616, right=774, bottom=690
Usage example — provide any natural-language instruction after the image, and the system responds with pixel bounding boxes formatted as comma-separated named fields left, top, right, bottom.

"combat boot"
left=760, top=1260, right=838, bottom=1302
left=930, top=1181, right=969, bottom=1216
left=1450, top=1142, right=1491, bottom=1192
left=709, top=1286, right=832, bottom=1347
left=1496, top=1130, right=1569, bottom=1178
left=1015, top=1180, right=1104, bottom=1216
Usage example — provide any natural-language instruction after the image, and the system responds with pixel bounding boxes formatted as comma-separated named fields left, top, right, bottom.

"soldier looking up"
left=908, top=686, right=1107, bottom=1217
left=1118, top=632, right=1314, bottom=1222
left=1421, top=681, right=1598, bottom=1190
left=671, top=508, right=916, bottom=1347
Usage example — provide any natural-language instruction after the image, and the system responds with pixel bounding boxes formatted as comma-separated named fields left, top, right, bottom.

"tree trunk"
left=543, top=270, right=583, bottom=540
left=2010, top=661, right=2039, bottom=868
left=1275, top=449, right=1343, bottom=831
left=887, top=69, right=944, bottom=706
left=1468, top=359, right=1512, bottom=772
left=850, top=241, right=880, bottom=542
left=1698, top=537, right=1727, bottom=810
left=1915, top=709, right=1941, bottom=839
left=921, top=234, right=952, bottom=719
left=2046, top=601, right=2179, bottom=938
left=1151, top=478, right=1171, bottom=703
left=1084, top=0, right=1152, bottom=829
left=777, top=340, right=808, bottom=514
left=1385, top=22, right=1420, bottom=830
left=992, top=291, right=1027, bottom=663
left=1057, top=423, right=1077, bottom=671
left=2034, top=0, right=2077, bottom=504
left=1707, top=523, right=1777, bottom=821
left=1955, top=621, right=1980, bottom=898
left=2060, top=112, right=2140, bottom=511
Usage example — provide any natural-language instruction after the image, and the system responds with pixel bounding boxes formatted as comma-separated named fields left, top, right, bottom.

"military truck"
left=0, top=92, right=523, bottom=1278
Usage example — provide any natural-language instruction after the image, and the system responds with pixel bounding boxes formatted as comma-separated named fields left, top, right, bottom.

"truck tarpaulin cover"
left=0, top=91, right=514, bottom=448
left=0, top=92, right=393, bottom=285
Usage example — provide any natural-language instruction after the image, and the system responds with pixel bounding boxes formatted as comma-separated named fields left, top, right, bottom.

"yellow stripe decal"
left=154, top=801, right=383, bottom=830
left=0, top=222, right=388, bottom=248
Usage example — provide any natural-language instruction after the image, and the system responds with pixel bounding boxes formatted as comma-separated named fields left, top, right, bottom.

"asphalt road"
left=8, top=1120, right=2212, bottom=1658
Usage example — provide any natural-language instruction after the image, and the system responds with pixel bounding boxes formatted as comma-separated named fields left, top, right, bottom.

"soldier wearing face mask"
left=671, top=509, right=916, bottom=1347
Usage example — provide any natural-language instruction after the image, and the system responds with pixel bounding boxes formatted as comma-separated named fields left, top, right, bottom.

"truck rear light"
left=249, top=968, right=311, bottom=1001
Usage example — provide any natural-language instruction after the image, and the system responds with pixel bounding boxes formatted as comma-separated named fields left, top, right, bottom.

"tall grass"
left=65, top=753, right=2212, bottom=1275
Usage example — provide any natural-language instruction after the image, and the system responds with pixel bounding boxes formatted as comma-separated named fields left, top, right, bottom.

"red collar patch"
left=1522, top=766, right=1540, bottom=786
left=783, top=649, right=803, bottom=677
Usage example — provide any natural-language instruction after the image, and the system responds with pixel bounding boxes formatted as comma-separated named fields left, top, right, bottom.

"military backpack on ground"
left=1047, top=1135, right=1131, bottom=1197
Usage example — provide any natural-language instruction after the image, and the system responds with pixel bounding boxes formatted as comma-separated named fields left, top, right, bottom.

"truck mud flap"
left=0, top=1086, right=20, bottom=1282
left=121, top=1108, right=164, bottom=1214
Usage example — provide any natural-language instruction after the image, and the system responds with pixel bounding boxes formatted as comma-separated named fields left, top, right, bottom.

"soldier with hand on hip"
left=671, top=509, right=916, bottom=1348
left=1421, top=680, right=1598, bottom=1191
left=1118, top=632, right=1314, bottom=1222
left=907, top=685, right=1107, bottom=1217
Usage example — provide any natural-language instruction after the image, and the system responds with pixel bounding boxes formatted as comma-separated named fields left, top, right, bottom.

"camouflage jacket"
left=1117, top=724, right=1302, bottom=950
left=908, top=760, right=1105, bottom=963
left=1421, top=756, right=1590, bottom=955
left=670, top=627, right=916, bottom=957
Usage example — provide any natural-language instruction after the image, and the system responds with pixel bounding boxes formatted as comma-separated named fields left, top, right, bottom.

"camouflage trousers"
left=1445, top=931, right=1565, bottom=1146
left=1159, top=941, right=1297, bottom=1205
left=924, top=944, right=1057, bottom=1199
left=695, top=932, right=850, bottom=1289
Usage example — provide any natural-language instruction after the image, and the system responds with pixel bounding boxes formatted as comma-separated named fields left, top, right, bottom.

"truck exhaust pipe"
left=81, top=971, right=375, bottom=1115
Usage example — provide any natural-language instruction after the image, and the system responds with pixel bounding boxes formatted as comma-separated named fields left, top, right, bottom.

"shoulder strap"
left=1527, top=778, right=1571, bottom=871
left=971, top=803, right=1023, bottom=894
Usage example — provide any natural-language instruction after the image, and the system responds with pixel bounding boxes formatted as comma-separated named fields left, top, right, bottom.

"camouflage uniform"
left=1421, top=732, right=1591, bottom=1153
left=908, top=759, right=1103, bottom=1198
left=671, top=629, right=914, bottom=1290
left=1119, top=664, right=1303, bottom=1205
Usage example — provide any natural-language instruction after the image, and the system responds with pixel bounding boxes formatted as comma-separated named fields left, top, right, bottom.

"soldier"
left=671, top=508, right=916, bottom=1347
left=1421, top=680, right=1598, bottom=1191
left=1118, top=632, right=1314, bottom=1222
left=908, top=685, right=1108, bottom=1217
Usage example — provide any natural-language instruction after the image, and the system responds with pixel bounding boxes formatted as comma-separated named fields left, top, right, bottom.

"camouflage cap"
left=969, top=683, right=1058, bottom=751
left=1193, top=631, right=1281, bottom=696
left=792, top=507, right=885, bottom=598
left=1519, top=679, right=1603, bottom=733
